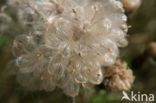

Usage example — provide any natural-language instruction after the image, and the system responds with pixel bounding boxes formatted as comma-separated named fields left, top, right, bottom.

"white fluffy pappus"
left=8, top=0, right=128, bottom=97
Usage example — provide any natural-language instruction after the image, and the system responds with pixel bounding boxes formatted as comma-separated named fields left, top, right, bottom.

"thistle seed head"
left=8, top=0, right=129, bottom=97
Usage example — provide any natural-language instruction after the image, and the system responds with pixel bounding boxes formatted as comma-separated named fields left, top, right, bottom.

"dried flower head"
left=8, top=0, right=128, bottom=97
left=121, top=0, right=142, bottom=12
left=103, top=61, right=135, bottom=91
left=148, top=42, right=156, bottom=56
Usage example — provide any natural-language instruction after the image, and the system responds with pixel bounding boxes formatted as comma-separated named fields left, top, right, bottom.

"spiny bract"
left=8, top=0, right=128, bottom=97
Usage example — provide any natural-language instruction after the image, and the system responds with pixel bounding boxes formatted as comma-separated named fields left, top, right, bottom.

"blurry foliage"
left=90, top=90, right=117, bottom=103
left=0, top=0, right=156, bottom=103
left=0, top=36, right=10, bottom=48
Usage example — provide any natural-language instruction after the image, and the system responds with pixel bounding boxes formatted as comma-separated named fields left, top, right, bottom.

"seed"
left=37, top=52, right=42, bottom=57
left=128, top=25, right=132, bottom=29
left=88, top=67, right=91, bottom=72
left=97, top=51, right=102, bottom=56
left=78, top=52, right=82, bottom=57
left=72, top=68, right=76, bottom=74
left=81, top=83, right=85, bottom=88
left=72, top=9, right=77, bottom=14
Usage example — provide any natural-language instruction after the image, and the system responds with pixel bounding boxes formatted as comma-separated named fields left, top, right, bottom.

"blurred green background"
left=0, top=0, right=156, bottom=103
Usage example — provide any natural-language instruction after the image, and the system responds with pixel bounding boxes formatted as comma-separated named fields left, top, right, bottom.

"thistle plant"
left=7, top=0, right=132, bottom=97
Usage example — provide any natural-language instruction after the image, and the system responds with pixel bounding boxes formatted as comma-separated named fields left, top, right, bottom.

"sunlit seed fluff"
left=103, top=61, right=135, bottom=91
left=9, top=0, right=128, bottom=97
